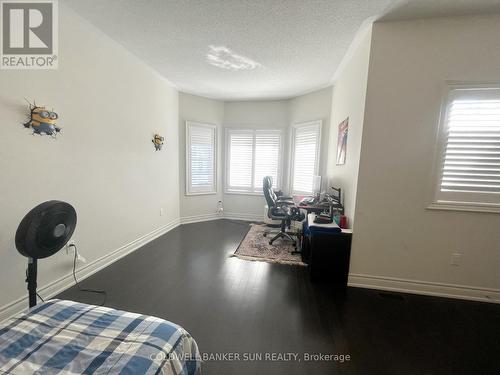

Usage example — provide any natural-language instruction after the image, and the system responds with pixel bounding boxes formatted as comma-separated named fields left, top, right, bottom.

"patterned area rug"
left=233, top=224, right=306, bottom=266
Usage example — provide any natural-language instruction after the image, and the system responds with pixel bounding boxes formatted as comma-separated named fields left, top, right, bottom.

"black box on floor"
left=301, top=231, right=352, bottom=286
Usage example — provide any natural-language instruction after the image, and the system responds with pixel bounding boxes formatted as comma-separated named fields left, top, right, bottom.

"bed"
left=0, top=299, right=201, bottom=374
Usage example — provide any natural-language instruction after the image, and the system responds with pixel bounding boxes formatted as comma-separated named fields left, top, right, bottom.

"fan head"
left=15, top=201, right=77, bottom=259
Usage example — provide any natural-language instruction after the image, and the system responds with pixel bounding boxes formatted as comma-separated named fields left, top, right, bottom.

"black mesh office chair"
left=263, top=176, right=305, bottom=247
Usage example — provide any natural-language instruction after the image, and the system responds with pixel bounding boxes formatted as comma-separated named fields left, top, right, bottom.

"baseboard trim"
left=222, top=212, right=262, bottom=222
left=348, top=273, right=500, bottom=304
left=179, top=213, right=222, bottom=224
left=0, top=218, right=181, bottom=323
left=180, top=212, right=262, bottom=224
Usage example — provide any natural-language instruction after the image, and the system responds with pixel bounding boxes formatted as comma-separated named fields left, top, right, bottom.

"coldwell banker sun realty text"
left=1, top=0, right=58, bottom=69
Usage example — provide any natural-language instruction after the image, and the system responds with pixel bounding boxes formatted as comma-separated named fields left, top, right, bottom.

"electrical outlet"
left=451, top=253, right=461, bottom=266
left=216, top=200, right=224, bottom=214
left=160, top=208, right=164, bottom=216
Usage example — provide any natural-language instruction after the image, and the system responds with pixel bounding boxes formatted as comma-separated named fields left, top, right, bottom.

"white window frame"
left=186, top=121, right=217, bottom=195
left=428, top=82, right=500, bottom=213
left=290, top=120, right=322, bottom=195
left=225, top=128, right=283, bottom=195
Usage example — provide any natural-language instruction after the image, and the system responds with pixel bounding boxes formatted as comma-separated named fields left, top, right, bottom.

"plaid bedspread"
left=0, top=300, right=201, bottom=374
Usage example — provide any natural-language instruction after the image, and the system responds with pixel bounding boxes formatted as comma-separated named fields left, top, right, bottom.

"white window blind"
left=228, top=131, right=253, bottom=191
left=226, top=129, right=282, bottom=193
left=254, top=131, right=281, bottom=189
left=291, top=121, right=321, bottom=195
left=433, top=86, right=500, bottom=211
left=186, top=122, right=216, bottom=195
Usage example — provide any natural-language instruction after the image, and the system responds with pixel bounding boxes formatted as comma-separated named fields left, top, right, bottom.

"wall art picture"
left=152, top=134, right=164, bottom=151
left=24, top=101, right=61, bottom=137
left=336, top=117, right=348, bottom=165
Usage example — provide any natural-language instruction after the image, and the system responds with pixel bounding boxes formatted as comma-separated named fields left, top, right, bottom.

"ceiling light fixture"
left=206, top=45, right=262, bottom=71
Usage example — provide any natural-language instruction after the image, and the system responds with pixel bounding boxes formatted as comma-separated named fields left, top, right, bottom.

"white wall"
left=326, top=28, right=372, bottom=227
left=179, top=93, right=224, bottom=221
left=0, top=6, right=180, bottom=316
left=349, top=15, right=500, bottom=301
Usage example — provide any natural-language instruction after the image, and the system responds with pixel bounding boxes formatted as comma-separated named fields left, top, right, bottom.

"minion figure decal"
left=152, top=134, right=164, bottom=151
left=24, top=102, right=60, bottom=137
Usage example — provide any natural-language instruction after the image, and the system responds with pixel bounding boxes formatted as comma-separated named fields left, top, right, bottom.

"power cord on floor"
left=70, top=244, right=107, bottom=306
left=36, top=292, right=45, bottom=302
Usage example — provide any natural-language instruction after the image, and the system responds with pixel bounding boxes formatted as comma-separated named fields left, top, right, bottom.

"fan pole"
left=26, top=257, right=38, bottom=308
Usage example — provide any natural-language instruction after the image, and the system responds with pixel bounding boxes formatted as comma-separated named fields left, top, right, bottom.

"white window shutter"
left=227, top=131, right=254, bottom=191
left=433, top=86, right=500, bottom=211
left=292, top=122, right=321, bottom=194
left=186, top=122, right=216, bottom=194
left=254, top=131, right=281, bottom=190
left=441, top=99, right=500, bottom=194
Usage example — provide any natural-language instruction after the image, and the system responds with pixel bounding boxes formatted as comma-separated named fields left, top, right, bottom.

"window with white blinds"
left=432, top=86, right=500, bottom=211
left=291, top=121, right=322, bottom=195
left=226, top=129, right=282, bottom=193
left=186, top=122, right=216, bottom=195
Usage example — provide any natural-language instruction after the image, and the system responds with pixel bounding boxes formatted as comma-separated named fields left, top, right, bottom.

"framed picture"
left=336, top=117, right=349, bottom=165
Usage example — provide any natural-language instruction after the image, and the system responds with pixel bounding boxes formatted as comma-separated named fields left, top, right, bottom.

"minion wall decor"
left=23, top=101, right=61, bottom=137
left=152, top=134, right=164, bottom=151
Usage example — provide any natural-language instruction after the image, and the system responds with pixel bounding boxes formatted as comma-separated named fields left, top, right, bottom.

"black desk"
left=301, top=215, right=352, bottom=286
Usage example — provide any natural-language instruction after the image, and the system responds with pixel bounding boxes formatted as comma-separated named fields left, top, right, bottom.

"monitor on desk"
left=312, top=175, right=322, bottom=196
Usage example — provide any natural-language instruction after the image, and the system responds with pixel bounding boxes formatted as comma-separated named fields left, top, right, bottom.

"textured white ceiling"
left=65, top=0, right=500, bottom=100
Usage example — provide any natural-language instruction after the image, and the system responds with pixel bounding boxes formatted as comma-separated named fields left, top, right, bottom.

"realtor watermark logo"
left=1, top=0, right=58, bottom=69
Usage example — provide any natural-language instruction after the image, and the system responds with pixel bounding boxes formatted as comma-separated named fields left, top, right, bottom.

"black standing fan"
left=15, top=201, right=77, bottom=308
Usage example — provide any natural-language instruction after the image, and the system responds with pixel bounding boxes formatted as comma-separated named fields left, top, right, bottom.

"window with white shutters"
left=291, top=121, right=322, bottom=195
left=431, top=85, right=500, bottom=212
left=186, top=122, right=216, bottom=195
left=226, top=129, right=282, bottom=193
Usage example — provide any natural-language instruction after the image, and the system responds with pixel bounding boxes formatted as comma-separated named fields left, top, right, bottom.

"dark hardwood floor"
left=57, top=219, right=500, bottom=375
